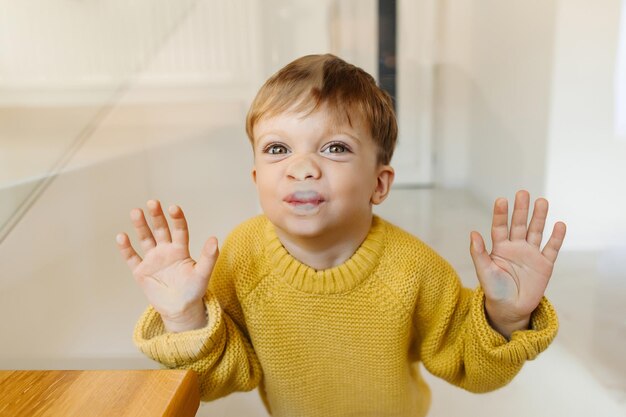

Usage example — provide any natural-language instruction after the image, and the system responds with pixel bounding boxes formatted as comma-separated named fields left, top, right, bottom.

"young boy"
left=116, top=54, right=566, bottom=417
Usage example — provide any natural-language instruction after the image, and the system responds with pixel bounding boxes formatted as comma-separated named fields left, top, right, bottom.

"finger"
left=130, top=208, right=156, bottom=253
left=527, top=198, right=548, bottom=247
left=491, top=198, right=509, bottom=245
left=195, top=237, right=219, bottom=279
left=509, top=190, right=530, bottom=241
left=542, top=221, right=567, bottom=263
left=116, top=232, right=142, bottom=270
left=168, top=205, right=189, bottom=246
left=146, top=200, right=172, bottom=243
left=469, top=232, right=492, bottom=286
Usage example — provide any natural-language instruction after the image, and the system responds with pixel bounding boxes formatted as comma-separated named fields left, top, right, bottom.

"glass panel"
left=0, top=0, right=197, bottom=241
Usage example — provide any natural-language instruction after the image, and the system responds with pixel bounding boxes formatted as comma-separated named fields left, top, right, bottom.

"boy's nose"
left=286, top=155, right=321, bottom=181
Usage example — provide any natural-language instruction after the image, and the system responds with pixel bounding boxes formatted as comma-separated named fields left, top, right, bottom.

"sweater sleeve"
left=413, top=252, right=558, bottom=393
left=133, top=228, right=263, bottom=401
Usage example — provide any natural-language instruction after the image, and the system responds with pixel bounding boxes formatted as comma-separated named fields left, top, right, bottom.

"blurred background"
left=0, top=0, right=624, bottom=416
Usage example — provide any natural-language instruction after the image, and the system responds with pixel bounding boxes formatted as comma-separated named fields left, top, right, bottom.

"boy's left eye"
left=323, top=143, right=349, bottom=154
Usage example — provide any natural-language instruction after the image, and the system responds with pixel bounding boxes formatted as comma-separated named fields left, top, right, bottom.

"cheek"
left=330, top=169, right=376, bottom=200
left=255, top=171, right=281, bottom=201
left=253, top=166, right=271, bottom=184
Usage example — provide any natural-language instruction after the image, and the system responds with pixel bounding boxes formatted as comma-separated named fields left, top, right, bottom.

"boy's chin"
left=274, top=219, right=329, bottom=240
left=270, top=212, right=372, bottom=243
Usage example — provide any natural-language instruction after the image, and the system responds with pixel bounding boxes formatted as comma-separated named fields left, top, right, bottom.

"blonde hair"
left=245, top=54, right=397, bottom=165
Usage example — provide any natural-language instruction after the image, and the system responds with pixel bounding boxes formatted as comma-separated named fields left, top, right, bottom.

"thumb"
left=469, top=231, right=492, bottom=285
left=195, top=236, right=219, bottom=279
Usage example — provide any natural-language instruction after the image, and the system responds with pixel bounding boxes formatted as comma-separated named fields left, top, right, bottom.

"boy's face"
left=251, top=103, right=394, bottom=241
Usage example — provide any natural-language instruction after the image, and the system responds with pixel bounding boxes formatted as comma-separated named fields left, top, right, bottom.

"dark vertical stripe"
left=378, top=0, right=397, bottom=110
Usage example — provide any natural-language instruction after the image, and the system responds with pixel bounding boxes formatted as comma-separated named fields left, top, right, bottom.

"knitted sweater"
left=134, top=215, right=558, bottom=417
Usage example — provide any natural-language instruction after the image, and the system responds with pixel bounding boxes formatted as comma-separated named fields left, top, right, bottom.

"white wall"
left=435, top=0, right=557, bottom=204
left=435, top=0, right=626, bottom=250
left=468, top=0, right=557, bottom=205
left=545, top=0, right=626, bottom=250
left=616, top=1, right=626, bottom=138
left=395, top=0, right=437, bottom=185
left=433, top=0, right=472, bottom=187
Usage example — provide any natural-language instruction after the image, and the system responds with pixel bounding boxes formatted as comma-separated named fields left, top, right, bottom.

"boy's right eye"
left=265, top=144, right=290, bottom=155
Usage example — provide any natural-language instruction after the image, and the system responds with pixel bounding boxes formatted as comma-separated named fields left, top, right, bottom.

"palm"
left=133, top=243, right=207, bottom=316
left=470, top=190, right=566, bottom=320
left=480, top=239, right=555, bottom=317
left=116, top=200, right=218, bottom=325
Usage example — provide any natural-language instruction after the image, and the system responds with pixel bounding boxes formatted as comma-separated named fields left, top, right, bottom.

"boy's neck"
left=273, top=215, right=374, bottom=271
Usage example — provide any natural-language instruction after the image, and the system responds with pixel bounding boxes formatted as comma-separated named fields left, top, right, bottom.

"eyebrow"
left=256, top=129, right=289, bottom=142
left=318, top=125, right=363, bottom=144
left=256, top=128, right=362, bottom=144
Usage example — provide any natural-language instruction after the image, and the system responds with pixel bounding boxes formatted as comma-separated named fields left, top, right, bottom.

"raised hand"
left=469, top=190, right=566, bottom=338
left=116, top=200, right=219, bottom=333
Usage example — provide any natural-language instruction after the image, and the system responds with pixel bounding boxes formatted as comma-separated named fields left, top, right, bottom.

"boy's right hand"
left=116, top=200, right=219, bottom=333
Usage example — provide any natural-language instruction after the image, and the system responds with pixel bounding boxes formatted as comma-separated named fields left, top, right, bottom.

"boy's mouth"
left=284, top=191, right=326, bottom=207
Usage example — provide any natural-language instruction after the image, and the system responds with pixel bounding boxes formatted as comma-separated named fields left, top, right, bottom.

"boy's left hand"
left=469, top=190, right=566, bottom=339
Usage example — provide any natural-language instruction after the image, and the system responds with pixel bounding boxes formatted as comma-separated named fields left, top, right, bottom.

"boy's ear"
left=251, top=167, right=257, bottom=184
left=371, top=165, right=394, bottom=205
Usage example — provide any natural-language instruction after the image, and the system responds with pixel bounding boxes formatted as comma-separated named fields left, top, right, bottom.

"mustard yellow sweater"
left=134, top=215, right=558, bottom=417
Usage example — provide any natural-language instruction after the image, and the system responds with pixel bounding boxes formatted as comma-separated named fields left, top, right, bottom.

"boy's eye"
left=265, top=144, right=289, bottom=155
left=323, top=143, right=349, bottom=154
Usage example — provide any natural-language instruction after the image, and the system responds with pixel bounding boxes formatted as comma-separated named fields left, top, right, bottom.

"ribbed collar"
left=264, top=215, right=386, bottom=294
